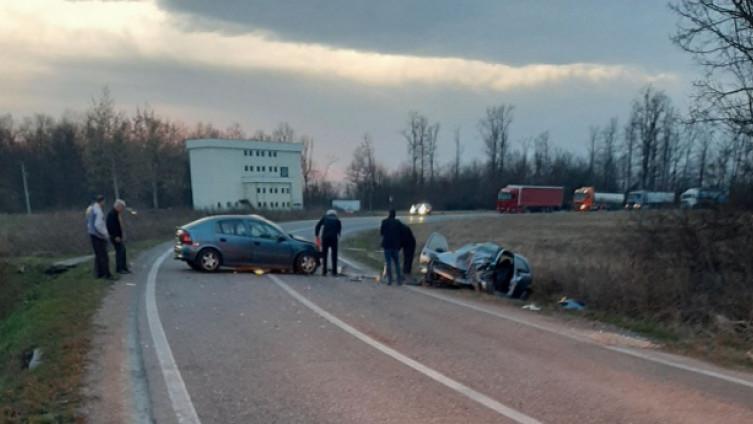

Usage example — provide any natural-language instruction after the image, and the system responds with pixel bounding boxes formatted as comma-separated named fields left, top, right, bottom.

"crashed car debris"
left=419, top=232, right=533, bottom=299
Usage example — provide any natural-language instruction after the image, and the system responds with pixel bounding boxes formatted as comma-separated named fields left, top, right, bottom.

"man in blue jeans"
left=380, top=209, right=402, bottom=285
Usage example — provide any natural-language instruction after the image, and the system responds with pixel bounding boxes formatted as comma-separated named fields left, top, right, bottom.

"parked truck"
left=625, top=190, right=675, bottom=209
left=573, top=187, right=625, bottom=211
left=680, top=188, right=727, bottom=209
left=497, top=185, right=564, bottom=213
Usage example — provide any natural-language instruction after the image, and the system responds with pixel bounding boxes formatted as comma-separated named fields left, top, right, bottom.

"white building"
left=186, top=139, right=304, bottom=211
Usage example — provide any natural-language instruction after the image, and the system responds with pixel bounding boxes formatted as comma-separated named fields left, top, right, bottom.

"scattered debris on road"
left=559, top=297, right=586, bottom=311
left=522, top=303, right=541, bottom=312
left=22, top=348, right=43, bottom=370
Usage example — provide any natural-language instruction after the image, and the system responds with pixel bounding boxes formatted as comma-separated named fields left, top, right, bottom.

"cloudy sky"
left=0, top=0, right=695, bottom=174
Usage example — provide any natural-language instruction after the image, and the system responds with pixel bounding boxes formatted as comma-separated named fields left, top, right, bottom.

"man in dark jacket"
left=399, top=221, right=416, bottom=281
left=380, top=209, right=403, bottom=285
left=315, top=209, right=342, bottom=276
left=106, top=199, right=130, bottom=274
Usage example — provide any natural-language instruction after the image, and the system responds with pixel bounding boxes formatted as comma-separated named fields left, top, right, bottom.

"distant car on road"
left=409, top=202, right=432, bottom=216
left=174, top=215, right=319, bottom=274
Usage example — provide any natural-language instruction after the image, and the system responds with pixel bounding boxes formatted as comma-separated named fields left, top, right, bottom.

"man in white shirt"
left=86, top=194, right=114, bottom=280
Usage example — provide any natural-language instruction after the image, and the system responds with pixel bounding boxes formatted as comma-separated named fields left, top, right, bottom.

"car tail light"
left=177, top=229, right=192, bottom=245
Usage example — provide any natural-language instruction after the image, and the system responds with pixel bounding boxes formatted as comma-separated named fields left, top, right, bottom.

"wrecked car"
left=419, top=232, right=532, bottom=299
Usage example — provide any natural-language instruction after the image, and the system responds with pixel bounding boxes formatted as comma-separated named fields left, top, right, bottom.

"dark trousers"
left=403, top=244, right=416, bottom=275
left=112, top=240, right=128, bottom=272
left=322, top=237, right=338, bottom=276
left=383, top=249, right=401, bottom=284
left=90, top=235, right=111, bottom=278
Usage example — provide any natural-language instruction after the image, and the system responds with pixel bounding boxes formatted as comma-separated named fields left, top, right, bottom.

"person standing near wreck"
left=86, top=194, right=113, bottom=280
left=399, top=221, right=416, bottom=283
left=106, top=199, right=131, bottom=274
left=315, top=209, right=342, bottom=276
left=380, top=209, right=403, bottom=285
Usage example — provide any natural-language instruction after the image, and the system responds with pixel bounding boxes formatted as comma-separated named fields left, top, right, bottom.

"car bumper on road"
left=174, top=244, right=198, bottom=262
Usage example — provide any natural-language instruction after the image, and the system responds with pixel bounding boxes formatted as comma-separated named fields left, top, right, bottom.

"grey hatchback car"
left=174, top=214, right=319, bottom=274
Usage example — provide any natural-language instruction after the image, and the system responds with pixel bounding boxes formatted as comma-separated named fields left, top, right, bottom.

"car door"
left=509, top=255, right=533, bottom=297
left=215, top=219, right=254, bottom=266
left=247, top=220, right=293, bottom=268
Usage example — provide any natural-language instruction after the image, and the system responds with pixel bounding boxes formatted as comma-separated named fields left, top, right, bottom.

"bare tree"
left=300, top=136, right=315, bottom=193
left=671, top=1, right=753, bottom=137
left=224, top=122, right=246, bottom=139
left=402, top=112, right=437, bottom=187
left=427, top=123, right=440, bottom=183
left=347, top=134, right=379, bottom=210
left=623, top=115, right=638, bottom=191
left=132, top=107, right=167, bottom=208
left=601, top=118, right=619, bottom=191
left=272, top=122, right=295, bottom=143
left=83, top=87, right=125, bottom=198
left=453, top=127, right=463, bottom=182
left=587, top=126, right=599, bottom=181
left=478, top=104, right=514, bottom=179
left=532, top=131, right=551, bottom=183
left=629, top=86, right=672, bottom=190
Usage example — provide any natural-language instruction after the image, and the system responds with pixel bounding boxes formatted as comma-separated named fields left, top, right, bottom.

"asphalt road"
left=130, top=214, right=753, bottom=424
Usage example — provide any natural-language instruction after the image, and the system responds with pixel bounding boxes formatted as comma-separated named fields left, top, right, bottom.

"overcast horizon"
left=0, top=0, right=696, bottom=176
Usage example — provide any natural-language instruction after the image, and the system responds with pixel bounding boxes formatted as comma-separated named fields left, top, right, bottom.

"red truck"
left=496, top=185, right=564, bottom=213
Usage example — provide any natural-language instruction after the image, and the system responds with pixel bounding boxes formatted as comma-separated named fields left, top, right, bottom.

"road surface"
left=103, top=214, right=753, bottom=423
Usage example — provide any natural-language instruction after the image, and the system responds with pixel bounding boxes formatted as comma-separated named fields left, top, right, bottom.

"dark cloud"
left=158, top=0, right=687, bottom=67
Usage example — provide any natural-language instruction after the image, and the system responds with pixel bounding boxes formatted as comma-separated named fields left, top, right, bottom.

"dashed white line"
left=268, top=273, right=542, bottom=424
left=404, top=286, right=753, bottom=390
left=146, top=249, right=201, bottom=424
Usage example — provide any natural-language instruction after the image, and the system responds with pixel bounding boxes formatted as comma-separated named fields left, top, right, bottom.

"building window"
left=256, top=166, right=260, bottom=172
left=280, top=166, right=288, bottom=178
left=256, top=187, right=260, bottom=194
left=244, top=165, right=248, bottom=172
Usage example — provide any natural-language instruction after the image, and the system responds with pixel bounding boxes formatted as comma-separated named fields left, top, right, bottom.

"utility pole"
left=21, top=162, right=31, bottom=214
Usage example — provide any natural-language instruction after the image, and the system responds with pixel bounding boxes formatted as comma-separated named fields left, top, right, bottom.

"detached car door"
left=215, top=219, right=254, bottom=266
left=247, top=220, right=294, bottom=268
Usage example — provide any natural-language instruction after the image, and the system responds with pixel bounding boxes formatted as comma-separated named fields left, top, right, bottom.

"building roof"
left=186, top=138, right=304, bottom=152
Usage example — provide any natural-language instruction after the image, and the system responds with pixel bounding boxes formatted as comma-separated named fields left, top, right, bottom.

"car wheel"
left=295, top=252, right=318, bottom=275
left=197, top=248, right=221, bottom=272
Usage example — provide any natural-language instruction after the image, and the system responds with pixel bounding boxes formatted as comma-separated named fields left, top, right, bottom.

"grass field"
left=0, top=259, right=106, bottom=422
left=343, top=211, right=753, bottom=368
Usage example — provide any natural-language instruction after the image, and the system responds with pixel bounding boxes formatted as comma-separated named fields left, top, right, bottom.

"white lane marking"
left=268, top=274, right=542, bottom=424
left=146, top=249, right=202, bottom=424
left=406, top=286, right=753, bottom=390
left=340, top=253, right=753, bottom=390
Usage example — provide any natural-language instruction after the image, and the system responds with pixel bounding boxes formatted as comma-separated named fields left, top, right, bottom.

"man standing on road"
left=315, top=209, right=342, bottom=276
left=380, top=209, right=402, bottom=285
left=86, top=194, right=113, bottom=280
left=399, top=221, right=416, bottom=283
left=106, top=199, right=130, bottom=274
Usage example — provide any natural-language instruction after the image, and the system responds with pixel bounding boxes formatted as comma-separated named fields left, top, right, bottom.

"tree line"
left=0, top=88, right=336, bottom=213
left=345, top=84, right=753, bottom=211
